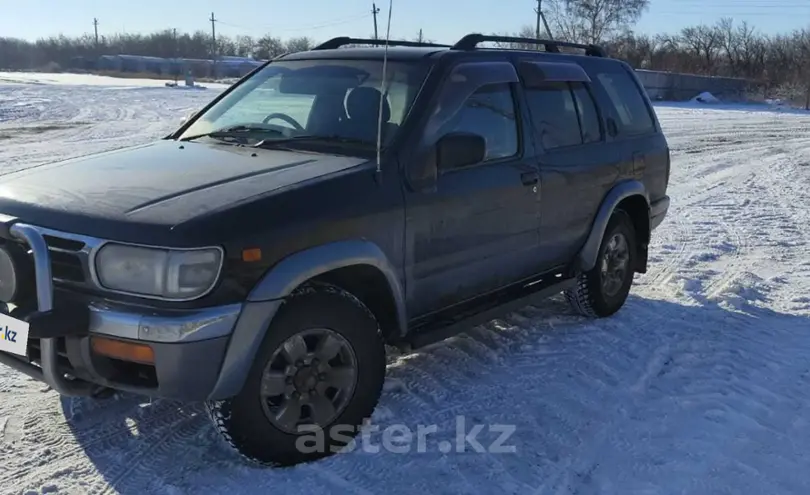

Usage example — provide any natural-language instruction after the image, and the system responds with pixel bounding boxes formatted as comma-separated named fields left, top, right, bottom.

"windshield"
left=178, top=58, right=429, bottom=150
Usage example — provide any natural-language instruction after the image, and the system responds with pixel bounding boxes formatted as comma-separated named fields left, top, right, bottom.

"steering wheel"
left=262, top=113, right=305, bottom=132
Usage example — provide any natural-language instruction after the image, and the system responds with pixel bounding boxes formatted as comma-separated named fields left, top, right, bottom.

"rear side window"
left=524, top=82, right=603, bottom=150
left=524, top=82, right=582, bottom=150
left=596, top=70, right=655, bottom=136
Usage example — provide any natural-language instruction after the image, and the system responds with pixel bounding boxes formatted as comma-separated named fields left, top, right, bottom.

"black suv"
left=0, top=34, right=669, bottom=466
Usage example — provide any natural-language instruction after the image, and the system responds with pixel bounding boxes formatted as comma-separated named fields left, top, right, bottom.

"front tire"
left=206, top=286, right=386, bottom=466
left=566, top=210, right=637, bottom=317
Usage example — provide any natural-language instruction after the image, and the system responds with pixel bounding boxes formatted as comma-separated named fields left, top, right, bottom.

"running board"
left=404, top=277, right=576, bottom=350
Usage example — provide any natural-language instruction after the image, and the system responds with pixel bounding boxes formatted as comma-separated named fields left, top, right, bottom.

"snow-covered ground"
left=0, top=71, right=232, bottom=89
left=2, top=77, right=810, bottom=495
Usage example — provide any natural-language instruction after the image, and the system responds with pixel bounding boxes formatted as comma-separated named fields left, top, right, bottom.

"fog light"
left=91, top=337, right=155, bottom=365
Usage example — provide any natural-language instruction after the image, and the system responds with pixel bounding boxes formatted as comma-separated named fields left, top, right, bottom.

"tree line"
left=497, top=0, right=810, bottom=103
left=1, top=0, right=809, bottom=102
left=497, top=18, right=810, bottom=100
left=0, top=29, right=316, bottom=70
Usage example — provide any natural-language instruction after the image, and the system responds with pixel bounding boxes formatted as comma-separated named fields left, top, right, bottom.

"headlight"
left=94, top=244, right=223, bottom=300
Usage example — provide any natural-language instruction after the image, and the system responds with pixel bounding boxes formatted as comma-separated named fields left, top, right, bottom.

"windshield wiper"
left=254, top=135, right=374, bottom=148
left=179, top=125, right=285, bottom=142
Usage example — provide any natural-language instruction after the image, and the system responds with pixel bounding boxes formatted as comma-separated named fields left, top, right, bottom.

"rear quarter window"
left=596, top=69, right=655, bottom=137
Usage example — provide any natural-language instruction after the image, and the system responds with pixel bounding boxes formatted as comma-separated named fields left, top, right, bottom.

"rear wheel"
left=566, top=210, right=637, bottom=317
left=206, top=286, right=386, bottom=466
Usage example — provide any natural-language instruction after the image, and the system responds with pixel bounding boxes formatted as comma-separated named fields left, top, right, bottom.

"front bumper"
left=0, top=223, right=243, bottom=400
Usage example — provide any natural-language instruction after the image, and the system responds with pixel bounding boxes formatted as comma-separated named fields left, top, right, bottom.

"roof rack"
left=451, top=34, right=606, bottom=57
left=313, top=37, right=452, bottom=50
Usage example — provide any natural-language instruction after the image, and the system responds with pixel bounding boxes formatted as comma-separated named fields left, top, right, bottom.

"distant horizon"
left=2, top=0, right=809, bottom=46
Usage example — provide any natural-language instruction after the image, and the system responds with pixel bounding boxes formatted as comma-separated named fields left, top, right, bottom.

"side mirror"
left=436, top=132, right=486, bottom=171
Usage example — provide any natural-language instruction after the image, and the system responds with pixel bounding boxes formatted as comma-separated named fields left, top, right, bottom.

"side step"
left=404, top=277, right=576, bottom=350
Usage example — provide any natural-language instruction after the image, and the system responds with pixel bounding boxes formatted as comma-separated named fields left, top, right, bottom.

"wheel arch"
left=208, top=240, right=406, bottom=400
left=576, top=180, right=651, bottom=273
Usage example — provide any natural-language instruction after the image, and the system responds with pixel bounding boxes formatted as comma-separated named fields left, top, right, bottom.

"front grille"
left=44, top=236, right=86, bottom=283
left=27, top=338, right=71, bottom=369
left=8, top=237, right=86, bottom=284
left=5, top=226, right=102, bottom=294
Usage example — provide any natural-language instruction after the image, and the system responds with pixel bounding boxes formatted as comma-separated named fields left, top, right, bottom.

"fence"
left=67, top=54, right=754, bottom=101
left=70, top=54, right=264, bottom=79
left=634, top=69, right=752, bottom=101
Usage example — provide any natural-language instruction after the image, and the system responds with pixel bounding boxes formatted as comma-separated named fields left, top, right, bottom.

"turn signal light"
left=91, top=337, right=155, bottom=365
left=242, top=248, right=262, bottom=262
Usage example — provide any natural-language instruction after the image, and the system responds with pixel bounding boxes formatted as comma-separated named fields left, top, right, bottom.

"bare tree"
left=491, top=26, right=539, bottom=50
left=234, top=35, right=256, bottom=58
left=545, top=0, right=650, bottom=44
left=254, top=35, right=285, bottom=59
left=679, top=25, right=721, bottom=74
left=284, top=37, right=314, bottom=54
left=794, top=30, right=810, bottom=109
left=6, top=17, right=810, bottom=106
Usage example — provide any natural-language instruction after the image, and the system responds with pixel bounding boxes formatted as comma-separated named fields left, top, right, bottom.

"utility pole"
left=173, top=28, right=179, bottom=84
left=372, top=3, right=380, bottom=40
left=535, top=0, right=554, bottom=41
left=417, top=28, right=424, bottom=43
left=210, top=12, right=217, bottom=78
left=93, top=18, right=99, bottom=47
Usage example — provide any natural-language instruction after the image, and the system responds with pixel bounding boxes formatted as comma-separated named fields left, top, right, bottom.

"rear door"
left=519, top=60, right=616, bottom=266
left=590, top=65, right=669, bottom=203
left=403, top=60, right=544, bottom=318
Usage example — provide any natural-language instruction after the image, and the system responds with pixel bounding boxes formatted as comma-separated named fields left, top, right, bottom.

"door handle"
left=521, top=171, right=539, bottom=185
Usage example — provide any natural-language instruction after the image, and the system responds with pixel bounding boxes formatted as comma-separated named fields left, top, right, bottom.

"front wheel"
left=566, top=209, right=637, bottom=318
left=206, top=287, right=386, bottom=466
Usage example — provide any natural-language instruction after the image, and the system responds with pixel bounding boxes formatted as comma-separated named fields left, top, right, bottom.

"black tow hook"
left=25, top=306, right=91, bottom=339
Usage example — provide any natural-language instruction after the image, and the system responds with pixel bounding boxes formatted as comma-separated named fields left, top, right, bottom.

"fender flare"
left=208, top=240, right=406, bottom=400
left=576, top=180, right=650, bottom=273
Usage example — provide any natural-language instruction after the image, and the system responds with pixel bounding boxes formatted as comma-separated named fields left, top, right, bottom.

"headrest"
left=346, top=86, right=391, bottom=122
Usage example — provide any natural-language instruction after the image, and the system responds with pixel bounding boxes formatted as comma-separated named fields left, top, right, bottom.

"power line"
left=649, top=0, right=810, bottom=14
left=672, top=0, right=810, bottom=5
left=653, top=11, right=810, bottom=17
left=217, top=13, right=371, bottom=33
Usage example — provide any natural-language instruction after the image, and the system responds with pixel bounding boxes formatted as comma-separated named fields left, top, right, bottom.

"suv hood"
left=0, top=140, right=368, bottom=227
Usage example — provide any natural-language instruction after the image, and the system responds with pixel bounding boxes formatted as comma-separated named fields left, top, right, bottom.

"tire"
left=206, top=285, right=386, bottom=466
left=566, top=209, right=637, bottom=318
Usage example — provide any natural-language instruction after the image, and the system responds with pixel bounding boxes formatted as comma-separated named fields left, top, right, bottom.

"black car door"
left=403, top=60, right=544, bottom=318
left=519, top=60, right=617, bottom=267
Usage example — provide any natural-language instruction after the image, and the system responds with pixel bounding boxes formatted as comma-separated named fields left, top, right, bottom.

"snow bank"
left=164, top=82, right=209, bottom=91
left=691, top=91, right=721, bottom=104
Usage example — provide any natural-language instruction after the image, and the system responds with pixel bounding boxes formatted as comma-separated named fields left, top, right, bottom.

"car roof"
left=282, top=46, right=449, bottom=62
left=281, top=35, right=614, bottom=64
left=281, top=46, right=619, bottom=70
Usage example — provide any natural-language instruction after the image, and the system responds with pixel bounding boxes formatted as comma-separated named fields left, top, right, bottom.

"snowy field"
left=1, top=75, right=810, bottom=495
